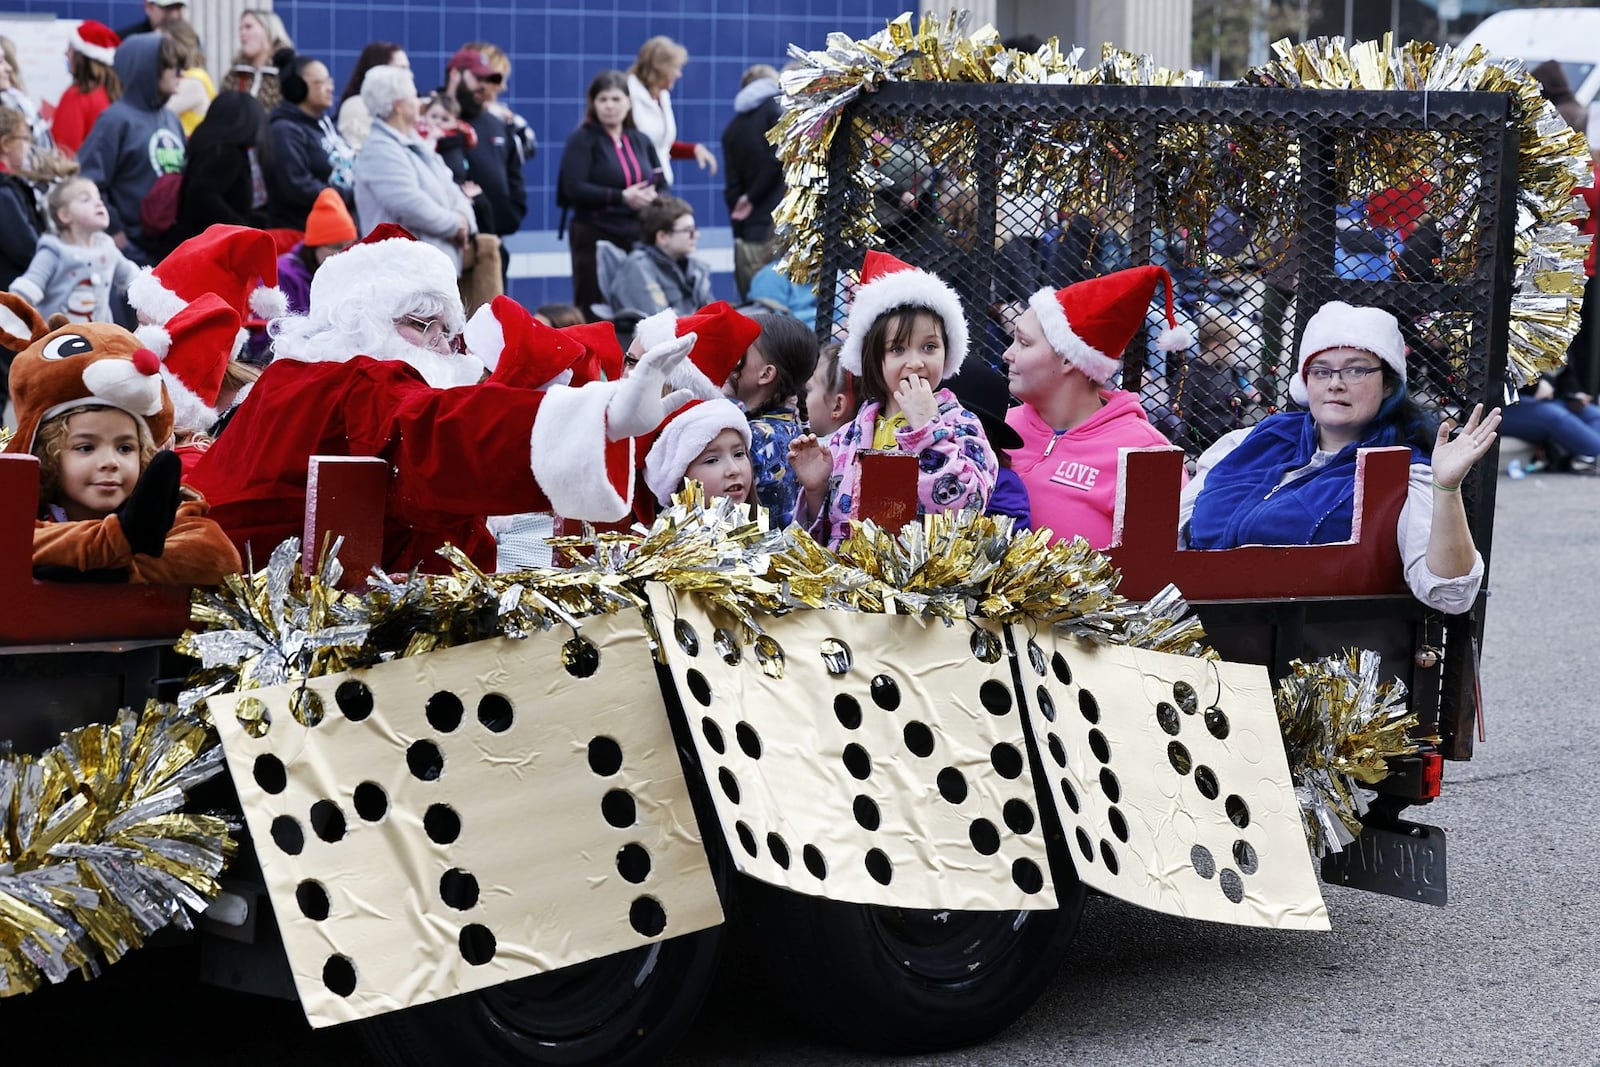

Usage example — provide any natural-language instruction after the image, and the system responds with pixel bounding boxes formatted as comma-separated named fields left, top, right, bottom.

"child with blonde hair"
left=10, top=175, right=138, bottom=321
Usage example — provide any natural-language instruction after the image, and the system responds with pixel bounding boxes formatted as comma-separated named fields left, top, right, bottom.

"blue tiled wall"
left=25, top=1, right=910, bottom=306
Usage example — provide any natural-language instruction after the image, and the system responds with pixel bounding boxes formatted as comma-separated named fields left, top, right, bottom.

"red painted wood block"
left=0, top=454, right=192, bottom=644
left=1104, top=446, right=1412, bottom=602
left=303, top=457, right=389, bottom=591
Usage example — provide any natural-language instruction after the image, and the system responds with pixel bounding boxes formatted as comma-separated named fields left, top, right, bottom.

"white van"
left=1459, top=8, right=1600, bottom=138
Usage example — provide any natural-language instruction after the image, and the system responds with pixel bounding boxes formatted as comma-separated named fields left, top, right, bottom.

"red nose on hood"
left=132, top=348, right=161, bottom=376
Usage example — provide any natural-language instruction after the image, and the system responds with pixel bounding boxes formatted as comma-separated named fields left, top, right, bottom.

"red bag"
left=139, top=172, right=183, bottom=237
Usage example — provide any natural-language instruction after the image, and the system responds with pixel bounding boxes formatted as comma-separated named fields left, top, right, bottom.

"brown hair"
left=164, top=20, right=205, bottom=70
left=639, top=194, right=693, bottom=244
left=69, top=49, right=122, bottom=98
left=31, top=405, right=157, bottom=507
left=630, top=36, right=688, bottom=95
left=584, top=70, right=632, bottom=126
left=741, top=64, right=778, bottom=89
left=0, top=37, right=24, bottom=93
left=535, top=303, right=585, bottom=328
left=748, top=313, right=818, bottom=415
left=858, top=307, right=946, bottom=407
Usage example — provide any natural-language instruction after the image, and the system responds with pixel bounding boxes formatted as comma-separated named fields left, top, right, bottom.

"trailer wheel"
left=743, top=869, right=1085, bottom=1053
left=355, top=922, right=725, bottom=1067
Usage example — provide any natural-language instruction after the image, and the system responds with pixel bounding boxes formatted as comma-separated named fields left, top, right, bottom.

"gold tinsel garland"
left=1275, top=648, right=1432, bottom=856
left=770, top=15, right=1588, bottom=384
left=0, top=702, right=234, bottom=996
left=182, top=485, right=1208, bottom=700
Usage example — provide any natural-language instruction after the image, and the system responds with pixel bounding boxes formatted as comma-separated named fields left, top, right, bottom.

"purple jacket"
left=800, top=388, right=997, bottom=548
left=276, top=245, right=314, bottom=315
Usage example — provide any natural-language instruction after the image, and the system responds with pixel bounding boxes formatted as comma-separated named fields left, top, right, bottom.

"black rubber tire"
left=742, top=870, right=1085, bottom=1054
left=355, top=922, right=725, bottom=1067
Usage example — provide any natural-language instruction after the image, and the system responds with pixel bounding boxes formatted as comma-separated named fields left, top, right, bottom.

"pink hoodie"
left=1005, top=390, right=1178, bottom=549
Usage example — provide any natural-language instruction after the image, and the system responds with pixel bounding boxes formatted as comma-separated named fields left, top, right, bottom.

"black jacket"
left=177, top=144, right=264, bottom=242
left=0, top=172, right=43, bottom=289
left=266, top=103, right=341, bottom=229
left=460, top=109, right=526, bottom=236
left=720, top=84, right=784, bottom=243
left=557, top=121, right=662, bottom=225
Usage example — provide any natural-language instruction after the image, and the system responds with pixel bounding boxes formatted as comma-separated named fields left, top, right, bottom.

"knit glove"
left=604, top=331, right=698, bottom=441
left=117, top=450, right=182, bottom=558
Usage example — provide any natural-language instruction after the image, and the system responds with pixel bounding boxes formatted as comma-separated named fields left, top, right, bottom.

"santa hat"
left=643, top=398, right=752, bottom=505
left=127, top=224, right=288, bottom=354
left=633, top=301, right=763, bottom=400
left=134, top=293, right=242, bottom=431
left=465, top=296, right=586, bottom=388
left=1027, top=265, right=1192, bottom=384
left=307, top=225, right=464, bottom=333
left=561, top=321, right=625, bottom=384
left=303, top=187, right=358, bottom=248
left=1289, top=301, right=1406, bottom=406
left=839, top=250, right=969, bottom=381
left=69, top=20, right=120, bottom=65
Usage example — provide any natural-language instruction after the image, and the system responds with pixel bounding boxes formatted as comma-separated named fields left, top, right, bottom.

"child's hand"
left=117, top=450, right=182, bottom=557
left=894, top=375, right=939, bottom=428
left=787, top=434, right=833, bottom=493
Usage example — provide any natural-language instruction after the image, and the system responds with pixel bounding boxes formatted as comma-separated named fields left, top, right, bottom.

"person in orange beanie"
left=276, top=186, right=358, bottom=315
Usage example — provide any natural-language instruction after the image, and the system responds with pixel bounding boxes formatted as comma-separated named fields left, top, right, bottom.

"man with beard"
left=186, top=226, right=696, bottom=572
left=444, top=47, right=525, bottom=287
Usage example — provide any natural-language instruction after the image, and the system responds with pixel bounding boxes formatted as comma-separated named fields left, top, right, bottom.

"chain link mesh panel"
left=811, top=83, right=1519, bottom=554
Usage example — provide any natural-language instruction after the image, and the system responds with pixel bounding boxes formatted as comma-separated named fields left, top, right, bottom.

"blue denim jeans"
left=1499, top=398, right=1600, bottom=458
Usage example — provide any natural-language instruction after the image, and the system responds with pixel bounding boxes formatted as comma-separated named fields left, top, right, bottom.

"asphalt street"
left=5, top=473, right=1592, bottom=1066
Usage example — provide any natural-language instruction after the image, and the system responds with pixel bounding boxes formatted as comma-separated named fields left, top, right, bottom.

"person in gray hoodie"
left=720, top=64, right=784, bottom=302
left=76, top=32, right=186, bottom=265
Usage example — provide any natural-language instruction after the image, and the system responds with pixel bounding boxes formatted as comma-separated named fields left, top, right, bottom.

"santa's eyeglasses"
left=396, top=314, right=460, bottom=352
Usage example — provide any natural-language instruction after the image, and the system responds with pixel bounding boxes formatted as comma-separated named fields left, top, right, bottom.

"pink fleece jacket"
left=1006, top=390, right=1178, bottom=549
left=800, top=388, right=997, bottom=548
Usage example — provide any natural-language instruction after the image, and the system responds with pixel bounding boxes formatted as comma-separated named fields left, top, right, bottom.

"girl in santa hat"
left=50, top=21, right=121, bottom=157
left=1180, top=300, right=1500, bottom=614
left=788, top=250, right=996, bottom=547
left=642, top=398, right=753, bottom=508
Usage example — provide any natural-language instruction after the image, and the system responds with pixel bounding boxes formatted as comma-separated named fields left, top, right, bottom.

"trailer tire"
left=742, top=869, right=1085, bottom=1053
left=355, top=920, right=725, bottom=1067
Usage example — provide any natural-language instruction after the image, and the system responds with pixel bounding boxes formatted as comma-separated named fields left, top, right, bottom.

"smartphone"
left=649, top=166, right=665, bottom=184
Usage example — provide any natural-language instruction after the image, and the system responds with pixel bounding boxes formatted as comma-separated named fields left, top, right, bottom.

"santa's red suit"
left=188, top=234, right=683, bottom=573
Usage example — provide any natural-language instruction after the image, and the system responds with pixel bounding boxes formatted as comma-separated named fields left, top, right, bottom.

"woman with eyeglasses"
left=1178, top=300, right=1501, bottom=613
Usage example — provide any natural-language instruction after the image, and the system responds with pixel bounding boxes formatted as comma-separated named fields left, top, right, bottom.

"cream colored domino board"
left=648, top=584, right=1057, bottom=910
left=208, top=611, right=725, bottom=1026
left=1019, top=631, right=1329, bottom=930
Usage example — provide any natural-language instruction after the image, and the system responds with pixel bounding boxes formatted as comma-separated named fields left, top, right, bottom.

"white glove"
left=605, top=331, right=699, bottom=440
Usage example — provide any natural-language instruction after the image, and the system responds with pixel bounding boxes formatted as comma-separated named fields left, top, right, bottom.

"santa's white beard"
left=366, top=333, right=486, bottom=388
left=277, top=327, right=486, bottom=389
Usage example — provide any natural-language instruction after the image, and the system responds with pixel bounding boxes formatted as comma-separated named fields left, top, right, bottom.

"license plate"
left=1320, top=818, right=1447, bottom=906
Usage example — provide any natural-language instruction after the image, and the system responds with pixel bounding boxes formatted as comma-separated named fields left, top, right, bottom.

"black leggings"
left=569, top=213, right=641, bottom=318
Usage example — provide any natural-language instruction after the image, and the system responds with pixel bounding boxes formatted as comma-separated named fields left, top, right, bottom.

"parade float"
left=1, top=12, right=1589, bottom=1066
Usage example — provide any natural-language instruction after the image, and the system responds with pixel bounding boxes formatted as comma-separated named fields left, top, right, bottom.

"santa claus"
left=187, top=227, right=696, bottom=572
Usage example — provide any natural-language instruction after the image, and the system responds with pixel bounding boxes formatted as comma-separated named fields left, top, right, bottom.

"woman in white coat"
left=626, top=36, right=717, bottom=189
left=352, top=65, right=475, bottom=274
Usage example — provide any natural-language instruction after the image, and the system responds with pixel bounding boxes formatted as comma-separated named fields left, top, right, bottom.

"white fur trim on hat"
left=134, top=323, right=171, bottom=358
left=643, top=400, right=752, bottom=505
left=70, top=29, right=116, bottom=66
left=159, top=366, right=219, bottom=432
left=530, top=381, right=633, bottom=521
left=840, top=268, right=968, bottom=381
left=1289, top=300, right=1406, bottom=406
left=251, top=285, right=289, bottom=320
left=1027, top=288, right=1121, bottom=383
left=127, top=268, right=189, bottom=324
left=635, top=308, right=678, bottom=353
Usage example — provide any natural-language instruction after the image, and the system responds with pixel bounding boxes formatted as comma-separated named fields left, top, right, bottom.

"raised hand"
left=893, top=374, right=940, bottom=429
left=1432, top=403, right=1502, bottom=490
left=605, top=331, right=698, bottom=440
left=787, top=434, right=834, bottom=494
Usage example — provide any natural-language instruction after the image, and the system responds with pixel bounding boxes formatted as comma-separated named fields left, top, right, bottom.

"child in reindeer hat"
left=788, top=249, right=996, bottom=547
left=0, top=293, right=241, bottom=584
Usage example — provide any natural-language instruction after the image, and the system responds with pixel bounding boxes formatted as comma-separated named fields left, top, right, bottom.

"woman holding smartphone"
left=557, top=69, right=664, bottom=318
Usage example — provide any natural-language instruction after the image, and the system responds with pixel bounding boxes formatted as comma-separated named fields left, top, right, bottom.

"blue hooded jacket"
left=76, top=33, right=186, bottom=258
